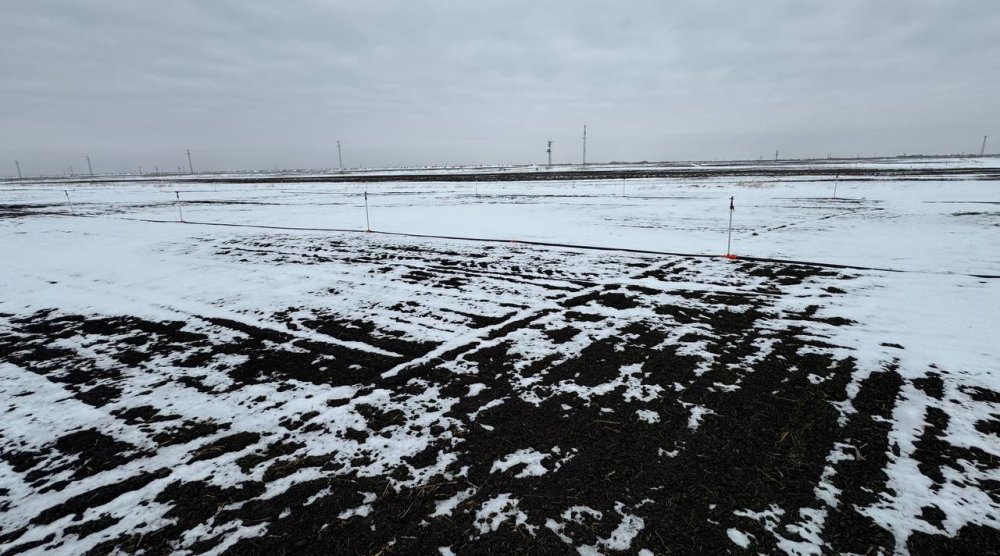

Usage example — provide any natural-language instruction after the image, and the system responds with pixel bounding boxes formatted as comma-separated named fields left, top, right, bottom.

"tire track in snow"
left=380, top=258, right=673, bottom=380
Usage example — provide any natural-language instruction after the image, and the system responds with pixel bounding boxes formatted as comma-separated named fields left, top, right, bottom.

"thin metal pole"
left=547, top=140, right=552, bottom=168
left=15, top=160, right=21, bottom=180
left=982, top=135, right=989, bottom=156
left=64, top=190, right=75, bottom=215
left=86, top=156, right=93, bottom=175
left=582, top=125, right=587, bottom=166
left=364, top=189, right=371, bottom=232
left=622, top=178, right=625, bottom=197
left=726, top=196, right=734, bottom=256
left=338, top=141, right=344, bottom=172
left=175, top=191, right=184, bottom=222
left=187, top=149, right=194, bottom=174
left=833, top=174, right=839, bottom=199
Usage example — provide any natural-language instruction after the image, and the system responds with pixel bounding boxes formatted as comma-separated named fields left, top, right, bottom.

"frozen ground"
left=1, top=159, right=998, bottom=554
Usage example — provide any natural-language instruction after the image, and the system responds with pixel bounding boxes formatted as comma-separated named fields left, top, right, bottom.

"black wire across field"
left=0, top=237, right=997, bottom=555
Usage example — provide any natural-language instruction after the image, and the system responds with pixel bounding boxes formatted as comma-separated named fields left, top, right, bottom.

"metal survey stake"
left=64, top=190, right=75, bottom=215
left=175, top=191, right=184, bottom=222
left=364, top=190, right=370, bottom=232
left=833, top=174, right=839, bottom=199
left=726, top=196, right=735, bottom=258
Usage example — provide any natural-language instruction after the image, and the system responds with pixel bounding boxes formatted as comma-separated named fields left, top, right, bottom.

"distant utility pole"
left=86, top=155, right=93, bottom=175
left=981, top=135, right=988, bottom=156
left=186, top=148, right=194, bottom=174
left=337, top=141, right=344, bottom=172
left=15, top=160, right=21, bottom=179
left=546, top=141, right=552, bottom=168
left=582, top=125, right=587, bottom=166
left=775, top=150, right=779, bottom=161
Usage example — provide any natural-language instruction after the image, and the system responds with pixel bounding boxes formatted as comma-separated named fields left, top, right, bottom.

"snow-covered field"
left=1, top=159, right=998, bottom=554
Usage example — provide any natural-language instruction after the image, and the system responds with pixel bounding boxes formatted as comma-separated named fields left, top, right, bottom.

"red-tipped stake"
left=724, top=195, right=737, bottom=259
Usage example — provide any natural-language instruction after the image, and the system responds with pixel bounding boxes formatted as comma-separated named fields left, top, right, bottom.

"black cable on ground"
left=100, top=215, right=999, bottom=279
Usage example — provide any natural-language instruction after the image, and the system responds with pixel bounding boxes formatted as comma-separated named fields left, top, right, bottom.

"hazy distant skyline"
left=2, top=0, right=998, bottom=175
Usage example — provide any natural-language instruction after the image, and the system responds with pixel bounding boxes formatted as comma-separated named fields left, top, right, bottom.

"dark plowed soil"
left=1, top=239, right=996, bottom=555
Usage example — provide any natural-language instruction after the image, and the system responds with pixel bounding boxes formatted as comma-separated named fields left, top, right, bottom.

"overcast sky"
left=2, top=1, right=998, bottom=175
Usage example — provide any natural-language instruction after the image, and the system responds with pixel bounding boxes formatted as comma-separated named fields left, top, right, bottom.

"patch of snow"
left=467, top=383, right=487, bottom=397
left=726, top=528, right=753, bottom=548
left=635, top=409, right=660, bottom=423
left=431, top=487, right=476, bottom=517
left=490, top=447, right=573, bottom=478
left=337, top=491, right=377, bottom=519
left=687, top=405, right=716, bottom=430
left=473, top=493, right=534, bottom=534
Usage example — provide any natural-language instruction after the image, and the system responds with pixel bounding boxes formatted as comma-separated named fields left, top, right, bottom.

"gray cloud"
left=2, top=0, right=998, bottom=175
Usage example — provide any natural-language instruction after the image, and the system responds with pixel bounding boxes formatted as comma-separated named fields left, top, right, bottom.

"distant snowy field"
left=1, top=159, right=998, bottom=554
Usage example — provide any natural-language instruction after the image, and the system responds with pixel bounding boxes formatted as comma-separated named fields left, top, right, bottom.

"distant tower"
left=981, top=135, right=988, bottom=156
left=15, top=160, right=21, bottom=179
left=337, top=141, right=344, bottom=172
left=546, top=141, right=552, bottom=168
left=186, top=149, right=194, bottom=174
left=86, top=155, right=93, bottom=175
left=775, top=150, right=779, bottom=161
left=582, top=125, right=587, bottom=166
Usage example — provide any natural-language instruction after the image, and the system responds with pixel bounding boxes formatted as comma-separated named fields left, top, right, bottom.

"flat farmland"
left=1, top=159, right=998, bottom=555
